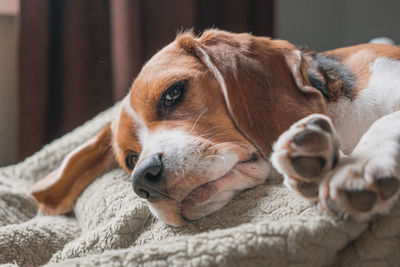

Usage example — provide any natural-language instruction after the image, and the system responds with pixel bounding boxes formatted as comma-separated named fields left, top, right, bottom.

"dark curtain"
left=18, top=0, right=274, bottom=160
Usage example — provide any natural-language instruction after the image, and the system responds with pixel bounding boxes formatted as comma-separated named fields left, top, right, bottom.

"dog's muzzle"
left=131, top=153, right=167, bottom=202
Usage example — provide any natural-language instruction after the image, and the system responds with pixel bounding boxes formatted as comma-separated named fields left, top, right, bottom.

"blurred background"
left=1, top=0, right=399, bottom=166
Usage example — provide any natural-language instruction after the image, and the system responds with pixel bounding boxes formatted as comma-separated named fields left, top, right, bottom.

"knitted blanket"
left=1, top=103, right=399, bottom=266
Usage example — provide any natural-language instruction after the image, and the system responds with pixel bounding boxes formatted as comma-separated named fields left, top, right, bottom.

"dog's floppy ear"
left=30, top=123, right=116, bottom=215
left=178, top=30, right=326, bottom=158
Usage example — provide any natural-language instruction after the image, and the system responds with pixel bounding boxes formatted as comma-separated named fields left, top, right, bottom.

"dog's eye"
left=125, top=153, right=139, bottom=170
left=163, top=81, right=186, bottom=107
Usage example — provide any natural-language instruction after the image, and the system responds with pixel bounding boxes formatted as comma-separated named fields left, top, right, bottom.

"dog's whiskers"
left=205, top=142, right=240, bottom=151
left=191, top=132, right=225, bottom=145
left=189, top=108, right=209, bottom=135
left=204, top=154, right=226, bottom=165
left=191, top=128, right=224, bottom=142
left=142, top=209, right=154, bottom=229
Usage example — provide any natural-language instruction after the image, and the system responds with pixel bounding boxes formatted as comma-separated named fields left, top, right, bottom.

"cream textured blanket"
left=1, top=103, right=399, bottom=266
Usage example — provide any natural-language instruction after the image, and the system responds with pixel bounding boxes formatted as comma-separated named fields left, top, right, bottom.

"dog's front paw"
left=271, top=114, right=340, bottom=199
left=319, top=156, right=400, bottom=220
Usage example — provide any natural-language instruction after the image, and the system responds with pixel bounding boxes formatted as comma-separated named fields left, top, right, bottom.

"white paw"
left=271, top=114, right=340, bottom=199
left=319, top=156, right=400, bottom=220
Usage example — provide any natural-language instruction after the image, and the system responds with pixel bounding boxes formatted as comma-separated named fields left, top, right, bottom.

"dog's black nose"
left=132, top=153, right=166, bottom=201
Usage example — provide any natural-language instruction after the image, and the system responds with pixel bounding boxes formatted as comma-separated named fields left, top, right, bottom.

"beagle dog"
left=31, top=29, right=400, bottom=226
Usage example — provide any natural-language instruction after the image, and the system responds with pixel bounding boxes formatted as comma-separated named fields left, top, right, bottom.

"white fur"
left=328, top=57, right=400, bottom=154
left=197, top=47, right=232, bottom=116
left=112, top=96, right=150, bottom=156
left=369, top=37, right=395, bottom=45
left=111, top=101, right=124, bottom=155
left=122, top=95, right=149, bottom=143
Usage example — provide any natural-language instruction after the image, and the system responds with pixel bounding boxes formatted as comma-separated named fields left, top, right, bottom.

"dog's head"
left=30, top=30, right=326, bottom=226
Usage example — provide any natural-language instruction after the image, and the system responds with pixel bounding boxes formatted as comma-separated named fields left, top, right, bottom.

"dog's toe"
left=293, top=130, right=328, bottom=151
left=308, top=117, right=333, bottom=133
left=320, top=159, right=400, bottom=221
left=271, top=114, right=340, bottom=199
left=345, top=189, right=376, bottom=212
left=291, top=156, right=326, bottom=178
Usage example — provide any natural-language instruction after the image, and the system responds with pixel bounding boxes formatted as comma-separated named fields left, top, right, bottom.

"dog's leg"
left=318, top=111, right=400, bottom=220
left=272, top=112, right=400, bottom=221
left=270, top=114, right=341, bottom=199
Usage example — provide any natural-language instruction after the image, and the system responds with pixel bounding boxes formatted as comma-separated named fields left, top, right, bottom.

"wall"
left=0, top=14, right=18, bottom=166
left=275, top=0, right=400, bottom=51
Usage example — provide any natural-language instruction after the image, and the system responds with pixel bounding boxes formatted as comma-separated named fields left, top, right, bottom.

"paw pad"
left=297, top=181, right=319, bottom=197
left=377, top=176, right=399, bottom=200
left=291, top=156, right=326, bottom=178
left=345, top=189, right=377, bottom=212
left=293, top=130, right=328, bottom=151
left=308, top=118, right=332, bottom=133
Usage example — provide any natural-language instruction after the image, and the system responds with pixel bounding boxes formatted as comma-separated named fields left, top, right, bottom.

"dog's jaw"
left=148, top=158, right=270, bottom=227
left=132, top=128, right=269, bottom=227
left=180, top=159, right=270, bottom=222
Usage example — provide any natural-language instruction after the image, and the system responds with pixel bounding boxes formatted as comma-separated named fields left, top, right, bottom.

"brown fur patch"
left=31, top=123, right=116, bottom=214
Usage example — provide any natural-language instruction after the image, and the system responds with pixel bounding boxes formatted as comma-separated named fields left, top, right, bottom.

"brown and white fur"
left=31, top=29, right=400, bottom=226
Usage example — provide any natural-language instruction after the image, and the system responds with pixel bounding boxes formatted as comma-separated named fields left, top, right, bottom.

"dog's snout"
left=132, top=153, right=166, bottom=201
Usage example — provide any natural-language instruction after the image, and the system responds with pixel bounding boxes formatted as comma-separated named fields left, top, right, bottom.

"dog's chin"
left=147, top=159, right=270, bottom=227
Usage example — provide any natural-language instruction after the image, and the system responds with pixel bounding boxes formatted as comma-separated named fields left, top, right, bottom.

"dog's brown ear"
left=178, top=29, right=326, bottom=158
left=30, top=123, right=116, bottom=215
